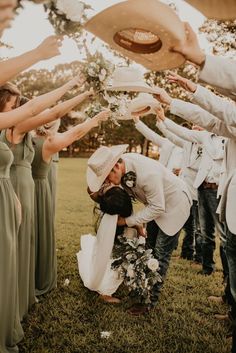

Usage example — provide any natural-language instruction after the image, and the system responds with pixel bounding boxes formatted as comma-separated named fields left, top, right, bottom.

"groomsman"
left=157, top=118, right=203, bottom=263
left=155, top=112, right=227, bottom=277
left=134, top=115, right=202, bottom=262
left=161, top=22, right=236, bottom=352
left=87, top=145, right=192, bottom=315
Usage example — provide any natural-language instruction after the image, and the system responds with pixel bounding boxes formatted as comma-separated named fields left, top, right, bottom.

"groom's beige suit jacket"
left=123, top=153, right=192, bottom=236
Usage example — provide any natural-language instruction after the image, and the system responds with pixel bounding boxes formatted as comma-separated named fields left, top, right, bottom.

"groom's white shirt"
left=123, top=153, right=192, bottom=236
left=135, top=120, right=183, bottom=170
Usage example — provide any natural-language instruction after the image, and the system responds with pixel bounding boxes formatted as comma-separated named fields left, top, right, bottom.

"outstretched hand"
left=154, top=105, right=166, bottom=123
left=84, top=87, right=95, bottom=99
left=171, top=22, right=205, bottom=66
left=68, top=74, right=86, bottom=89
left=94, top=109, right=111, bottom=124
left=152, top=87, right=172, bottom=105
left=134, top=225, right=147, bottom=238
left=36, top=35, right=63, bottom=60
left=167, top=71, right=197, bottom=93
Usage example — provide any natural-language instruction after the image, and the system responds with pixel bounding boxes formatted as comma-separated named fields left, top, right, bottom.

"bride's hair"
left=99, top=187, right=133, bottom=218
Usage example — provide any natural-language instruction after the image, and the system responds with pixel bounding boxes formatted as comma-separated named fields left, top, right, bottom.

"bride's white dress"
left=77, top=214, right=122, bottom=295
left=77, top=214, right=136, bottom=296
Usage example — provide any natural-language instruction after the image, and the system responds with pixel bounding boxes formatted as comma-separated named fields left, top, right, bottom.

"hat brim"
left=106, top=83, right=157, bottom=94
left=84, top=0, right=186, bottom=71
left=86, top=144, right=129, bottom=192
left=185, top=0, right=236, bottom=20
left=128, top=97, right=159, bottom=116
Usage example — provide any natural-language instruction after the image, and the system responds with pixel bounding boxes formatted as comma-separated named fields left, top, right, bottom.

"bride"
left=77, top=186, right=141, bottom=303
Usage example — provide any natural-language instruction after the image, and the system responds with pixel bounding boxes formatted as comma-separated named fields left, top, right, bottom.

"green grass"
left=19, top=158, right=230, bottom=353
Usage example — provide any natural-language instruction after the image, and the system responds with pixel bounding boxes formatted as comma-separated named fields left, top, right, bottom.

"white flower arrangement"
left=112, top=235, right=162, bottom=304
left=44, top=0, right=91, bottom=37
left=83, top=52, right=114, bottom=92
left=56, top=0, right=84, bottom=22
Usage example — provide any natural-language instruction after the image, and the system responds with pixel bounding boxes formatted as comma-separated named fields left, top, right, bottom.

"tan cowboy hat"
left=185, top=0, right=236, bottom=20
left=127, top=93, right=160, bottom=117
left=106, top=67, right=157, bottom=93
left=84, top=0, right=186, bottom=71
left=87, top=144, right=128, bottom=192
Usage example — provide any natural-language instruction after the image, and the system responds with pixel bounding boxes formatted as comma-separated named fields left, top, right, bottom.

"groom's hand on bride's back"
left=117, top=216, right=127, bottom=226
left=135, top=225, right=147, bottom=238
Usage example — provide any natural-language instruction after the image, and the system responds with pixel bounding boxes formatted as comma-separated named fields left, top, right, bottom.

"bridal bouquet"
left=112, top=236, right=162, bottom=304
left=83, top=52, right=114, bottom=92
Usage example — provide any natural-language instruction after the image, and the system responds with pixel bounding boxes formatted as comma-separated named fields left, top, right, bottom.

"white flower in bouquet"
left=147, top=258, right=159, bottom=271
left=137, top=236, right=146, bottom=245
left=126, top=180, right=135, bottom=188
left=56, top=0, right=84, bottom=22
left=98, top=68, right=107, bottom=82
left=87, top=68, right=96, bottom=77
left=127, top=264, right=135, bottom=278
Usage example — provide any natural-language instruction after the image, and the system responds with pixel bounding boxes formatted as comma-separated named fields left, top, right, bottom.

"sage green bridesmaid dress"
left=0, top=141, right=24, bottom=353
left=0, top=130, right=36, bottom=320
left=32, top=137, right=57, bottom=295
left=47, top=152, right=59, bottom=221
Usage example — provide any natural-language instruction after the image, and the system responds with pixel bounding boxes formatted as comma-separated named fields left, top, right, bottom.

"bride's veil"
left=77, top=213, right=118, bottom=292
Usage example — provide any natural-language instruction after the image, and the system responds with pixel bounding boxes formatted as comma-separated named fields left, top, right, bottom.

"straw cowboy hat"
left=84, top=0, right=186, bottom=71
left=106, top=67, right=157, bottom=93
left=127, top=93, right=160, bottom=117
left=87, top=144, right=128, bottom=192
left=185, top=0, right=236, bottom=20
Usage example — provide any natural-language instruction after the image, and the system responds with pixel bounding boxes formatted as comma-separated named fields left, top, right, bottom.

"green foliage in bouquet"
left=112, top=235, right=162, bottom=305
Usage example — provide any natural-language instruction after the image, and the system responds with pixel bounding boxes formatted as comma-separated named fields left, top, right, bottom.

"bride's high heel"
left=99, top=295, right=121, bottom=304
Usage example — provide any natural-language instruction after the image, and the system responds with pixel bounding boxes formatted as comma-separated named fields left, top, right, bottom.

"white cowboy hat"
left=84, top=0, right=186, bottom=72
left=106, top=67, right=157, bottom=94
left=127, top=93, right=160, bottom=117
left=185, top=0, right=236, bottom=20
left=87, top=144, right=128, bottom=192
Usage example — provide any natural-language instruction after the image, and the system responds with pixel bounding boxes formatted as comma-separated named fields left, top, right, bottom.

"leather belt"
left=201, top=181, right=218, bottom=190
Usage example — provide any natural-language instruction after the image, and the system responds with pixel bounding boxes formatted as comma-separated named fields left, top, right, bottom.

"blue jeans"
left=225, top=227, right=236, bottom=353
left=198, top=186, right=228, bottom=276
left=181, top=200, right=202, bottom=262
left=146, top=221, right=179, bottom=306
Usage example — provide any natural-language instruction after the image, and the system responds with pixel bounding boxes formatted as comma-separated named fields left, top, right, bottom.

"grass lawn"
left=19, top=158, right=231, bottom=353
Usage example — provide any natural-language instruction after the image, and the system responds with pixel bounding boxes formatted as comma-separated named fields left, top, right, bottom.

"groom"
left=87, top=144, right=192, bottom=315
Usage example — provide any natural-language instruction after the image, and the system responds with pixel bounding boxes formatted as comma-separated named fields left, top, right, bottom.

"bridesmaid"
left=46, top=120, right=60, bottom=223
left=31, top=110, right=110, bottom=295
left=0, top=76, right=84, bottom=319
left=0, top=85, right=24, bottom=353
left=13, top=87, right=94, bottom=296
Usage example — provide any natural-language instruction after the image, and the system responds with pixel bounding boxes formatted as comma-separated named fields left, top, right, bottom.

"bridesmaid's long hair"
left=0, top=82, right=21, bottom=112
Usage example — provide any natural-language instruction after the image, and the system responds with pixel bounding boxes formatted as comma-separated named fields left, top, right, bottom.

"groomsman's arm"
left=135, top=120, right=168, bottom=147
left=199, top=55, right=236, bottom=98
left=160, top=117, right=204, bottom=144
left=170, top=99, right=236, bottom=139
left=157, top=121, right=185, bottom=148
left=125, top=173, right=166, bottom=227
left=192, top=85, right=236, bottom=126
